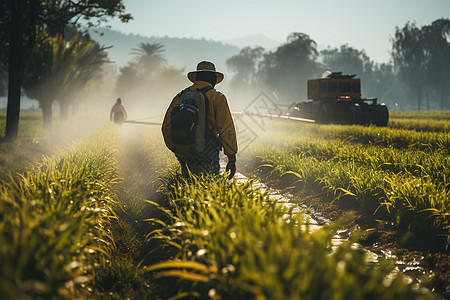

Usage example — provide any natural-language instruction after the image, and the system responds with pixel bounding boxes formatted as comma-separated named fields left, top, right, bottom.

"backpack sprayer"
left=120, top=114, right=163, bottom=125
left=119, top=91, right=316, bottom=128
left=123, top=120, right=162, bottom=125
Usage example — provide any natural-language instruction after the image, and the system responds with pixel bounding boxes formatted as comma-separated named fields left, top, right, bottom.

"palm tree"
left=57, top=36, right=109, bottom=121
left=23, top=33, right=108, bottom=128
left=130, top=42, right=167, bottom=74
left=22, top=33, right=62, bottom=129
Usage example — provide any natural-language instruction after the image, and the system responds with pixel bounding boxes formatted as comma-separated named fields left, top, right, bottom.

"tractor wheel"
left=375, top=104, right=389, bottom=126
left=318, top=103, right=333, bottom=124
left=349, top=103, right=363, bottom=125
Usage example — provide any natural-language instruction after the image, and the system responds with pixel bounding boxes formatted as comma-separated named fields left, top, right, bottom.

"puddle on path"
left=224, top=165, right=431, bottom=289
left=232, top=170, right=345, bottom=249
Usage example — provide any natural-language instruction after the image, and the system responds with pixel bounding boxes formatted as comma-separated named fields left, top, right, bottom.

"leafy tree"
left=0, top=0, right=131, bottom=141
left=115, top=62, right=140, bottom=99
left=42, top=0, right=132, bottom=37
left=0, top=1, right=9, bottom=98
left=23, top=33, right=108, bottom=128
left=391, top=22, right=428, bottom=110
left=321, top=45, right=372, bottom=77
left=115, top=43, right=185, bottom=110
left=369, top=62, right=402, bottom=108
left=258, top=33, right=321, bottom=102
left=22, top=33, right=57, bottom=129
left=149, top=65, right=187, bottom=103
left=320, top=45, right=399, bottom=101
left=57, top=35, right=109, bottom=121
left=116, top=43, right=167, bottom=98
left=130, top=42, right=167, bottom=75
left=226, top=46, right=265, bottom=90
left=0, top=0, right=40, bottom=141
left=423, top=18, right=450, bottom=110
left=0, top=68, right=7, bottom=98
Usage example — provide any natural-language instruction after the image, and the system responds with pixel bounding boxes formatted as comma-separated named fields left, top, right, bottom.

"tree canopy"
left=22, top=33, right=108, bottom=128
left=115, top=42, right=186, bottom=110
left=0, top=0, right=131, bottom=141
left=226, top=46, right=265, bottom=90
left=130, top=42, right=167, bottom=75
left=223, top=19, right=449, bottom=110
left=226, top=32, right=321, bottom=102
left=392, top=19, right=450, bottom=110
left=321, top=45, right=372, bottom=76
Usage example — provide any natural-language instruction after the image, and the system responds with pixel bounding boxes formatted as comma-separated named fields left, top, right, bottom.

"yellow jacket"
left=162, top=81, right=238, bottom=156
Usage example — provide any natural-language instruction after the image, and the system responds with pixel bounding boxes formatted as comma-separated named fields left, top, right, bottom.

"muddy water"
left=224, top=165, right=432, bottom=293
left=232, top=170, right=346, bottom=249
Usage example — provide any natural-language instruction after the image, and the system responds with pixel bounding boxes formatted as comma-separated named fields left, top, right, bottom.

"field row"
left=389, top=110, right=450, bottom=120
left=0, top=116, right=446, bottom=298
left=144, top=172, right=431, bottom=299
left=0, top=129, right=119, bottom=298
left=245, top=122, right=449, bottom=250
left=389, top=118, right=450, bottom=133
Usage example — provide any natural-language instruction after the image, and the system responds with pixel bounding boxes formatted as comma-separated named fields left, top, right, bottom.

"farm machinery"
left=120, top=71, right=389, bottom=127
left=287, top=72, right=389, bottom=126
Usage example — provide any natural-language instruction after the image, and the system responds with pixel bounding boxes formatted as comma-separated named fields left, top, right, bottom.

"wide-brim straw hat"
left=187, top=61, right=224, bottom=84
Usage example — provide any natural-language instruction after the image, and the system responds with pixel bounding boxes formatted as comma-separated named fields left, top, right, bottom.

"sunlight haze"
left=105, top=0, right=450, bottom=63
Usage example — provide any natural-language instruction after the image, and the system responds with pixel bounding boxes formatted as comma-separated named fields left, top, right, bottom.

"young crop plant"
left=244, top=122, right=450, bottom=250
left=390, top=110, right=450, bottom=120
left=257, top=119, right=450, bottom=153
left=389, top=118, right=450, bottom=133
left=87, top=125, right=180, bottom=298
left=0, top=132, right=120, bottom=298
left=0, top=111, right=44, bottom=139
left=143, top=172, right=436, bottom=299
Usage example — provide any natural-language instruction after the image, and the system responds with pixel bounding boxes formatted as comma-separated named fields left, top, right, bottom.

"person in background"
left=110, top=97, right=127, bottom=124
left=162, top=61, right=238, bottom=178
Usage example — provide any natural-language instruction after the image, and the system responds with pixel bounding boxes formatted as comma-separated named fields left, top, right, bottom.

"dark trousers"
left=113, top=111, right=125, bottom=124
left=177, top=147, right=220, bottom=177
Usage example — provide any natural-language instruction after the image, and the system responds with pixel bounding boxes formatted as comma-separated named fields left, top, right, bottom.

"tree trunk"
left=71, top=102, right=79, bottom=115
left=59, top=101, right=70, bottom=122
left=4, top=0, right=38, bottom=142
left=5, top=0, right=26, bottom=142
left=5, top=50, right=24, bottom=141
left=417, top=86, right=422, bottom=111
left=41, top=100, right=53, bottom=129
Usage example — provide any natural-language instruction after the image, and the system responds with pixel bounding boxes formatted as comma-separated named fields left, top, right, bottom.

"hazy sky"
left=106, top=0, right=449, bottom=63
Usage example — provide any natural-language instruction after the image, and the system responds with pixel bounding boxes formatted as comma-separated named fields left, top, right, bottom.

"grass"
left=389, top=118, right=450, bottom=133
left=0, top=111, right=104, bottom=185
left=0, top=114, right=447, bottom=299
left=244, top=122, right=450, bottom=250
left=0, top=111, right=46, bottom=138
left=0, top=129, right=120, bottom=298
left=143, top=172, right=436, bottom=299
left=389, top=110, right=450, bottom=120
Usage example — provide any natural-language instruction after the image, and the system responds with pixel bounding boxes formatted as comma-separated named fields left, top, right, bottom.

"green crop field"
left=244, top=121, right=449, bottom=249
left=0, top=111, right=448, bottom=299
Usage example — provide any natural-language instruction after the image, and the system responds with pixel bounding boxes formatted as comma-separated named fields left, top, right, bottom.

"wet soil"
left=238, top=161, right=450, bottom=299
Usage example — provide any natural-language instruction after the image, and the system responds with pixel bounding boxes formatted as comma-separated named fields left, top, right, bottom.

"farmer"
left=162, top=61, right=237, bottom=178
left=110, top=97, right=127, bottom=124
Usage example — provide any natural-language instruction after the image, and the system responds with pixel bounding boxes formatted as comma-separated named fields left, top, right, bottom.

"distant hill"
left=223, top=34, right=282, bottom=51
left=88, top=28, right=240, bottom=72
